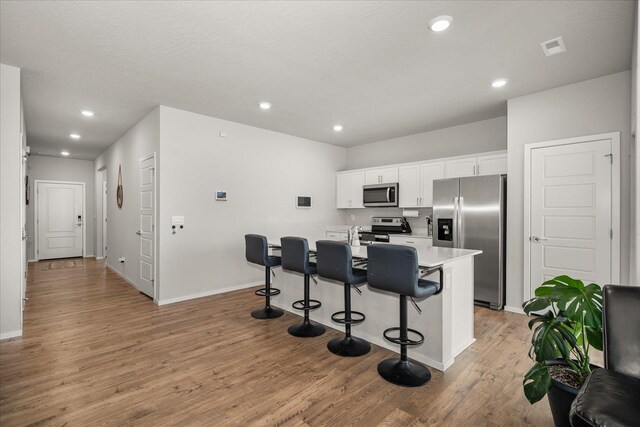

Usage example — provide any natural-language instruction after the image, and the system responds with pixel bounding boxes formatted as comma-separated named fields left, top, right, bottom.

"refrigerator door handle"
left=453, top=196, right=459, bottom=248
left=458, top=196, right=464, bottom=249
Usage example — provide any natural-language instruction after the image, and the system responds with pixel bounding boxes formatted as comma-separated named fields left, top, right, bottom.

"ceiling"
left=0, top=1, right=635, bottom=160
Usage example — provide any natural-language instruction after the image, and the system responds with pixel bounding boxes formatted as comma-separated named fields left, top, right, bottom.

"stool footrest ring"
left=383, top=327, right=424, bottom=346
left=255, top=288, right=281, bottom=297
left=331, top=310, right=365, bottom=325
left=292, top=299, right=322, bottom=311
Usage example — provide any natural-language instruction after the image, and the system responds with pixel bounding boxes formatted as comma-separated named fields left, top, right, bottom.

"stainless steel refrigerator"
left=432, top=174, right=506, bottom=310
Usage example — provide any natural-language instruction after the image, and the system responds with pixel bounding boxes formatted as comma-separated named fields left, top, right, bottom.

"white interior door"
left=529, top=139, right=612, bottom=296
left=37, top=182, right=84, bottom=260
left=138, top=155, right=155, bottom=297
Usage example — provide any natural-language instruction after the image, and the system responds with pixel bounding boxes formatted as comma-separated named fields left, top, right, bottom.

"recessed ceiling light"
left=81, top=110, right=94, bottom=117
left=70, top=133, right=81, bottom=139
left=491, top=79, right=508, bottom=88
left=429, top=15, right=453, bottom=32
left=61, top=151, right=70, bottom=156
left=259, top=102, right=271, bottom=110
left=333, top=125, right=343, bottom=132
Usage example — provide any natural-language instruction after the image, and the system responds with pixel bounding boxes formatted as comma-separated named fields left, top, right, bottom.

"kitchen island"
left=266, top=237, right=481, bottom=371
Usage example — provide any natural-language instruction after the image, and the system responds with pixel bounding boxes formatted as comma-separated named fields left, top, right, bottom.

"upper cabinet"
left=445, top=152, right=508, bottom=178
left=445, top=157, right=477, bottom=178
left=365, top=167, right=399, bottom=185
left=476, top=153, right=508, bottom=176
left=398, top=162, right=445, bottom=208
left=336, top=171, right=365, bottom=209
left=337, top=150, right=506, bottom=209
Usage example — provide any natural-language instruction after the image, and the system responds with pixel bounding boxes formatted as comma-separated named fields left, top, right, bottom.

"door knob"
left=530, top=236, right=548, bottom=243
left=136, top=231, right=141, bottom=236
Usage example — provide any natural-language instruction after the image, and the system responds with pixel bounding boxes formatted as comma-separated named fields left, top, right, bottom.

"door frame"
left=523, top=132, right=621, bottom=301
left=139, top=152, right=158, bottom=301
left=34, top=180, right=87, bottom=261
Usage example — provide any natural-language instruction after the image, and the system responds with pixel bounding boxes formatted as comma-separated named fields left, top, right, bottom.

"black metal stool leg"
left=327, top=283, right=370, bottom=357
left=288, top=274, right=325, bottom=337
left=377, top=295, right=431, bottom=387
left=252, top=266, right=284, bottom=319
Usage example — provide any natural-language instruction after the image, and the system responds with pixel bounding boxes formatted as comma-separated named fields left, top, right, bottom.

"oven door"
left=363, top=183, right=398, bottom=207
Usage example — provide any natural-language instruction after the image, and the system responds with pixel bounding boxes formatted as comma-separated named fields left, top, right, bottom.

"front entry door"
left=37, top=182, right=83, bottom=260
left=137, top=155, right=155, bottom=298
left=529, top=138, right=612, bottom=296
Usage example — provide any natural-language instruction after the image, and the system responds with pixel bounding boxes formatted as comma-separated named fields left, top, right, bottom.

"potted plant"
left=522, top=275, right=603, bottom=427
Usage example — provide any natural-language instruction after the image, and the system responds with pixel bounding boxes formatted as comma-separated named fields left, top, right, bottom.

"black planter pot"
left=546, top=361, right=599, bottom=427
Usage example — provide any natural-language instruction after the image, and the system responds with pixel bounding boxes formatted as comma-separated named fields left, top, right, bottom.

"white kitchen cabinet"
left=365, top=167, right=399, bottom=185
left=420, top=162, right=445, bottom=206
left=477, top=153, right=507, bottom=176
left=336, top=171, right=365, bottom=209
left=399, top=162, right=444, bottom=208
left=445, top=157, right=477, bottom=178
left=398, top=165, right=420, bottom=207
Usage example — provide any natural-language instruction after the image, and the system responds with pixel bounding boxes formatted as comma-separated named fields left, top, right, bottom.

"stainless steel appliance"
left=433, top=175, right=506, bottom=310
left=363, top=183, right=398, bottom=207
left=358, top=216, right=411, bottom=244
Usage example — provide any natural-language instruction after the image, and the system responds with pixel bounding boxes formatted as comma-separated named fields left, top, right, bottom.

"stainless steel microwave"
left=363, top=183, right=398, bottom=207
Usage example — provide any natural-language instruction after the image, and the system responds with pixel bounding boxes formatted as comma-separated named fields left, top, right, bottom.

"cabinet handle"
left=416, top=197, right=419, bottom=206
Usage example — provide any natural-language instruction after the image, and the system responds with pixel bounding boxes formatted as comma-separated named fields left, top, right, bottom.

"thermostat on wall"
left=296, top=196, right=312, bottom=208
left=215, top=191, right=227, bottom=201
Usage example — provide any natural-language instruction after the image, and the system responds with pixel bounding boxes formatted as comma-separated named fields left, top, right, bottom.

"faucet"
left=348, top=225, right=362, bottom=245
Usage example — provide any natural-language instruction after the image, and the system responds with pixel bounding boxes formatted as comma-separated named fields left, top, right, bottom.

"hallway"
left=0, top=259, right=552, bottom=426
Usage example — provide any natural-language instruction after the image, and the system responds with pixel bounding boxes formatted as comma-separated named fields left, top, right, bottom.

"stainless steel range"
left=359, top=216, right=412, bottom=244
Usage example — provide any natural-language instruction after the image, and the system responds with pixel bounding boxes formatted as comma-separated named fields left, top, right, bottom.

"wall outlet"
left=118, top=257, right=125, bottom=263
left=349, top=214, right=355, bottom=221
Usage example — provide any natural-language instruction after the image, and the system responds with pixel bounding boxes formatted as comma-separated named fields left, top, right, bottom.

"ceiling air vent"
left=540, top=36, right=566, bottom=57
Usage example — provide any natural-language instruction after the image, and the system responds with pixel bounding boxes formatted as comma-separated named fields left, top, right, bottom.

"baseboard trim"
left=83, top=255, right=95, bottom=258
left=504, top=305, right=526, bottom=315
left=106, top=265, right=138, bottom=288
left=156, top=281, right=263, bottom=306
left=27, top=259, right=37, bottom=263
left=1, top=330, right=22, bottom=340
left=95, top=256, right=104, bottom=260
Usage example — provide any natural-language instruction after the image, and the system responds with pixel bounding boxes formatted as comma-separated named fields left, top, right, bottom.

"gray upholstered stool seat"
left=367, top=244, right=442, bottom=387
left=281, top=237, right=326, bottom=338
left=245, top=234, right=284, bottom=319
left=315, top=240, right=371, bottom=357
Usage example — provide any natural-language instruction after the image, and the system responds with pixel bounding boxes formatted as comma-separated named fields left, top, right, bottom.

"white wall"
left=26, top=155, right=95, bottom=260
left=157, top=106, right=347, bottom=303
left=507, top=71, right=633, bottom=309
left=1, top=63, right=23, bottom=339
left=94, top=107, right=160, bottom=292
left=345, top=116, right=506, bottom=170
left=633, top=2, right=639, bottom=285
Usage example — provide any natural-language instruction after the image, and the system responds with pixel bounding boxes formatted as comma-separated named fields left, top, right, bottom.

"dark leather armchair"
left=570, top=285, right=640, bottom=427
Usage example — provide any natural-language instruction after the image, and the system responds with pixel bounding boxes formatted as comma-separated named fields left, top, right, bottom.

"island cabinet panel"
left=336, top=171, right=365, bottom=209
left=476, top=153, right=507, bottom=176
left=365, top=167, right=399, bottom=185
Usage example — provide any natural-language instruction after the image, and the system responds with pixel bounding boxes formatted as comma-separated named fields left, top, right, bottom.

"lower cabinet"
left=326, top=231, right=348, bottom=241
left=389, top=236, right=432, bottom=246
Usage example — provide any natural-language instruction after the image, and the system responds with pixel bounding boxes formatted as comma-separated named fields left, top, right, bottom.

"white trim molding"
left=0, top=330, right=22, bottom=340
left=504, top=305, right=526, bottom=315
left=156, top=281, right=263, bottom=306
left=523, top=132, right=622, bottom=303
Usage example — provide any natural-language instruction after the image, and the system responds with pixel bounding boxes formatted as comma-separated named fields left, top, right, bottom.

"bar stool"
left=367, top=244, right=442, bottom=387
left=315, top=240, right=371, bottom=357
left=245, top=234, right=284, bottom=319
left=280, top=237, right=326, bottom=338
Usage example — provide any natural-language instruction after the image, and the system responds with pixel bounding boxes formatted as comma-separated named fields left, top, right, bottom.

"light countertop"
left=269, top=236, right=481, bottom=268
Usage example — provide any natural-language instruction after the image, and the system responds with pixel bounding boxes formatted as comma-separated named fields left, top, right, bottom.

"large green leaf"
left=524, top=362, right=551, bottom=404
left=522, top=297, right=551, bottom=315
left=528, top=312, right=576, bottom=362
left=535, top=276, right=603, bottom=346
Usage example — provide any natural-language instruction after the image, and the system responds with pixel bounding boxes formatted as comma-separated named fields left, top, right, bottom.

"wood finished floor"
left=0, top=258, right=553, bottom=426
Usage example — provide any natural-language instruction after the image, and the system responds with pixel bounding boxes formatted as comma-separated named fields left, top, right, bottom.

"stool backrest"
left=281, top=237, right=312, bottom=274
left=603, top=284, right=640, bottom=379
left=367, top=244, right=419, bottom=297
left=245, top=234, right=268, bottom=266
left=316, top=240, right=355, bottom=283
